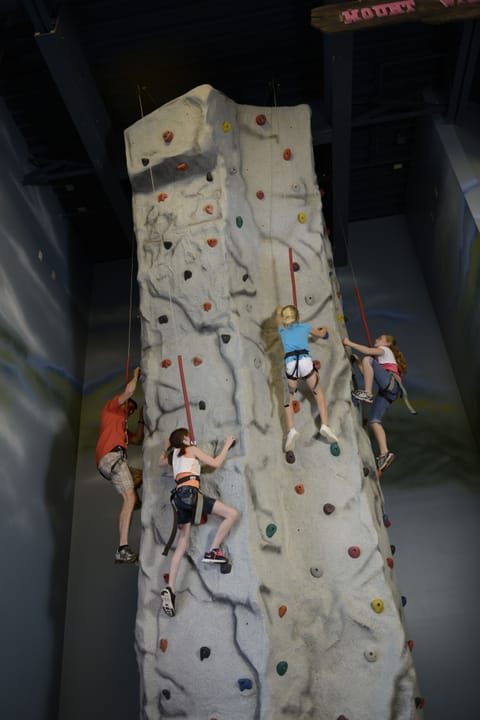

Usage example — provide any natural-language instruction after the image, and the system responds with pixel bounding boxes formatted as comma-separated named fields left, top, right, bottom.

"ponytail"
left=385, top=335, right=407, bottom=376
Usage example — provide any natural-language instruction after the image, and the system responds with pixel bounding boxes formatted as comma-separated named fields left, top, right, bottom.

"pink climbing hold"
left=203, top=302, right=212, bottom=312
left=162, top=130, right=174, bottom=143
left=161, top=359, right=172, bottom=368
left=386, top=557, right=394, bottom=569
left=176, top=162, right=188, bottom=171
left=193, top=356, right=203, bottom=366
left=348, top=546, right=361, bottom=559
left=204, top=204, right=214, bottom=215
left=159, top=638, right=168, bottom=652
left=278, top=605, right=287, bottom=618
left=256, top=114, right=266, bottom=126
left=256, top=190, right=265, bottom=199
left=283, top=148, right=292, bottom=160
left=157, top=192, right=168, bottom=202
left=207, top=238, right=218, bottom=247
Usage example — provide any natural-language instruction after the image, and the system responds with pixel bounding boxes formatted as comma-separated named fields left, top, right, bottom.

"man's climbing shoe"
left=114, top=545, right=138, bottom=564
left=376, top=452, right=395, bottom=472
left=202, top=548, right=229, bottom=564
left=352, top=389, right=374, bottom=403
left=161, top=586, right=176, bottom=617
left=320, top=424, right=338, bottom=444
left=284, top=428, right=300, bottom=452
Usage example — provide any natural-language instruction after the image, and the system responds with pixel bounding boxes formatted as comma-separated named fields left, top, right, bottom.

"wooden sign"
left=311, top=0, right=480, bottom=34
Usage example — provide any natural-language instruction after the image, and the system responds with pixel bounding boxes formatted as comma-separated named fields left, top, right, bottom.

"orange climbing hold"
left=193, top=356, right=203, bottom=366
left=176, top=162, right=188, bottom=171
left=278, top=605, right=287, bottom=618
left=160, top=638, right=168, bottom=652
left=161, top=359, right=172, bottom=368
left=292, top=399, right=300, bottom=413
left=157, top=192, right=168, bottom=202
left=163, top=130, right=174, bottom=143
left=204, top=204, right=214, bottom=215
left=295, top=484, right=305, bottom=495
left=203, top=302, right=212, bottom=311
left=283, top=148, right=292, bottom=161
left=207, top=238, right=218, bottom=247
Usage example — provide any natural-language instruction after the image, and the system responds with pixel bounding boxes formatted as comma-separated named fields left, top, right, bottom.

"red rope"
left=288, top=247, right=297, bottom=307
left=177, top=355, right=195, bottom=443
left=354, top=287, right=372, bottom=347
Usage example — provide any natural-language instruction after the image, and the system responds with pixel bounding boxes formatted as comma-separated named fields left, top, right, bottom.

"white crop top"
left=172, top=448, right=201, bottom=479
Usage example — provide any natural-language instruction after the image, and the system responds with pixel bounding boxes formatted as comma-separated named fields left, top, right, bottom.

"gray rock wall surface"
left=124, top=85, right=421, bottom=720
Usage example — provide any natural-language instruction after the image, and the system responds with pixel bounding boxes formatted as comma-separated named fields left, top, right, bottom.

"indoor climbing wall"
left=124, top=85, right=422, bottom=720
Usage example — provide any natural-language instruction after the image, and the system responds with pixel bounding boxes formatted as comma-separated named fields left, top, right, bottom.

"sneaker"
left=352, top=389, right=374, bottom=403
left=114, top=546, right=138, bottom=564
left=202, top=548, right=229, bottom=564
left=376, top=452, right=395, bottom=472
left=285, top=428, right=300, bottom=452
left=161, top=586, right=176, bottom=617
left=320, top=424, right=338, bottom=444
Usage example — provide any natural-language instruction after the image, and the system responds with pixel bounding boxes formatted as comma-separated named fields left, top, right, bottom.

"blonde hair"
left=384, top=334, right=407, bottom=376
left=281, top=305, right=299, bottom=327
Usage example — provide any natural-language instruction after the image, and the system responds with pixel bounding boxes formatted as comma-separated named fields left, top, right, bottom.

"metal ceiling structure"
left=0, top=0, right=479, bottom=263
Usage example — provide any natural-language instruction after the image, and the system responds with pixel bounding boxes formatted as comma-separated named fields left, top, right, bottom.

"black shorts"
left=174, top=485, right=216, bottom=525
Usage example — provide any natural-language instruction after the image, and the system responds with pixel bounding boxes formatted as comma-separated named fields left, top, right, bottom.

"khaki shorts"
left=98, top=450, right=134, bottom=494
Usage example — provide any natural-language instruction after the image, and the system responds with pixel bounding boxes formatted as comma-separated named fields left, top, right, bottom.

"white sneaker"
left=320, top=424, right=338, bottom=444
left=284, top=428, right=300, bottom=452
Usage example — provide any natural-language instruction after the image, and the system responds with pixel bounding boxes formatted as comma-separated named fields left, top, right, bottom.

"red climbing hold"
left=295, top=484, right=305, bottom=495
left=256, top=190, right=265, bottom=200
left=204, top=205, right=214, bottom=215
left=203, top=302, right=212, bottom=311
left=207, top=238, right=218, bottom=247
left=386, top=557, right=394, bottom=569
left=161, top=359, right=172, bottom=368
left=256, top=114, right=266, bottom=126
left=313, top=360, right=321, bottom=370
left=278, top=605, right=287, bottom=618
left=407, top=640, right=414, bottom=651
left=348, top=546, right=361, bottom=558
left=157, top=192, right=168, bottom=202
left=283, top=148, right=292, bottom=160
left=163, top=130, right=174, bottom=143
left=292, top=399, right=300, bottom=414
left=159, top=638, right=168, bottom=652
left=176, top=162, right=188, bottom=171
left=163, top=573, right=169, bottom=583
left=193, top=356, right=203, bottom=366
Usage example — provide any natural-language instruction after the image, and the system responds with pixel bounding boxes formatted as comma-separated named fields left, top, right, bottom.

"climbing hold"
left=161, top=359, right=172, bottom=368
left=141, top=158, right=149, bottom=166
left=297, top=212, right=307, bottom=224
left=193, top=357, right=203, bottom=366
left=157, top=192, right=168, bottom=202
left=204, top=204, right=214, bottom=214
left=266, top=523, right=277, bottom=538
left=304, top=295, right=315, bottom=306
left=295, top=484, right=305, bottom=495
left=278, top=605, right=287, bottom=618
left=330, top=442, right=341, bottom=457
left=383, top=514, right=391, bottom=528
left=310, top=566, right=323, bottom=578
left=285, top=451, right=295, bottom=464
left=256, top=190, right=265, bottom=199
left=236, top=216, right=243, bottom=228
left=162, top=689, right=171, bottom=700
left=158, top=315, right=168, bottom=324
left=206, top=171, right=213, bottom=181
left=364, top=648, right=377, bottom=662
left=163, top=241, right=172, bottom=250
left=386, top=557, right=394, bottom=569
left=390, top=544, right=396, bottom=555
left=337, top=716, right=349, bottom=720
left=159, top=638, right=168, bottom=653
left=242, top=273, right=249, bottom=282
left=407, top=640, right=414, bottom=651
left=222, top=121, right=232, bottom=132
left=163, top=573, right=169, bottom=583
left=221, top=334, right=231, bottom=344
left=199, top=401, right=206, bottom=410
left=176, top=162, right=188, bottom=171
left=313, top=359, right=321, bottom=370
left=276, top=661, right=288, bottom=676
left=203, top=302, right=212, bottom=312
left=415, top=697, right=425, bottom=709
left=337, top=314, right=345, bottom=324
left=348, top=546, right=361, bottom=559
left=401, top=595, right=407, bottom=607
left=207, top=238, right=218, bottom=248
left=292, top=262, right=300, bottom=272
left=317, top=326, right=329, bottom=339
left=238, top=678, right=253, bottom=692
left=371, top=598, right=384, bottom=613
left=162, top=130, right=174, bottom=143
left=292, top=399, right=300, bottom=413
left=363, top=467, right=370, bottom=477
left=184, top=270, right=192, bottom=280
left=323, top=503, right=335, bottom=515
left=200, top=646, right=211, bottom=661
left=256, top=114, right=266, bottom=126
left=283, top=148, right=292, bottom=161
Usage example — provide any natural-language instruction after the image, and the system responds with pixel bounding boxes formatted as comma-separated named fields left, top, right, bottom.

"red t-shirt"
left=95, top=395, right=127, bottom=466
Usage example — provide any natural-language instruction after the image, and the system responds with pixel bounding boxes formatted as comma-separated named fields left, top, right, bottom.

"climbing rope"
left=288, top=247, right=298, bottom=307
left=338, top=224, right=372, bottom=346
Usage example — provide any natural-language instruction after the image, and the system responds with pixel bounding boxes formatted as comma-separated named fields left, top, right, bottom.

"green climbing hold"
left=276, top=661, right=288, bottom=676
left=266, top=523, right=277, bottom=538
left=236, top=216, right=243, bottom=228
left=330, top=442, right=340, bottom=457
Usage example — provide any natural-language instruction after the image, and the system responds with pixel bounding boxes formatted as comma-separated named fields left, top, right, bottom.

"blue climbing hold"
left=401, top=595, right=407, bottom=607
left=330, top=442, right=340, bottom=457
left=266, top=523, right=277, bottom=538
left=238, top=678, right=253, bottom=692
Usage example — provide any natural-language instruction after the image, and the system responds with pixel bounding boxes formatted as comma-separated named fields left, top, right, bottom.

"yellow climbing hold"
left=371, top=599, right=385, bottom=613
left=337, top=314, right=345, bottom=324
left=297, top=212, right=307, bottom=224
left=222, top=121, right=232, bottom=133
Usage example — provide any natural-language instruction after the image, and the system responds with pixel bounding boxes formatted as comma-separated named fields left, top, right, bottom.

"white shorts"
left=285, top=356, right=314, bottom=380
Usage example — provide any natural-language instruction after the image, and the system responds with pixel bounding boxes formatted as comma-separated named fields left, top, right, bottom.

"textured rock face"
left=124, top=85, right=421, bottom=720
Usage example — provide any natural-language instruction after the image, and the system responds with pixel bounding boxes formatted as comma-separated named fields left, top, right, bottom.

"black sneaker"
left=202, top=548, right=229, bottom=564
left=161, top=586, right=176, bottom=617
left=376, top=452, right=395, bottom=472
left=114, top=546, right=138, bottom=564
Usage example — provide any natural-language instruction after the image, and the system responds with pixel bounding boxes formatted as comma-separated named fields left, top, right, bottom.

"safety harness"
left=284, top=349, right=316, bottom=381
left=379, top=373, right=417, bottom=415
left=98, top=445, right=127, bottom=481
left=162, top=476, right=205, bottom=556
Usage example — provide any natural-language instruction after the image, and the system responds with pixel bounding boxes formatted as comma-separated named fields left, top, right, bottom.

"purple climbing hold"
left=285, top=450, right=295, bottom=464
left=184, top=270, right=192, bottom=280
left=162, top=689, right=171, bottom=699
left=238, top=678, right=253, bottom=692
left=323, top=503, right=335, bottom=515
left=242, top=273, right=249, bottom=281
left=158, top=315, right=168, bottom=324
left=200, top=646, right=211, bottom=661
left=292, top=262, right=300, bottom=272
left=163, top=241, right=172, bottom=250
left=141, top=158, right=149, bottom=166
left=401, top=595, right=407, bottom=607
left=199, top=401, right=206, bottom=410
left=221, top=334, right=231, bottom=344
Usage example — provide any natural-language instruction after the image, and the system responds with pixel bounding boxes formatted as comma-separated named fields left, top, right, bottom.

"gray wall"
left=0, top=100, right=89, bottom=720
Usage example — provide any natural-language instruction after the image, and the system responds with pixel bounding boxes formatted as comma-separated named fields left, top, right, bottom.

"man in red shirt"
left=96, top=367, right=144, bottom=563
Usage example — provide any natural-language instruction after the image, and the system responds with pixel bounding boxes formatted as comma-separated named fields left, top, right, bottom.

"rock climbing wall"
left=124, top=85, right=422, bottom=720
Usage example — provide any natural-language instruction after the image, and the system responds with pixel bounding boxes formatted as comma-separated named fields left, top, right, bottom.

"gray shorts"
left=98, top=450, right=134, bottom=495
